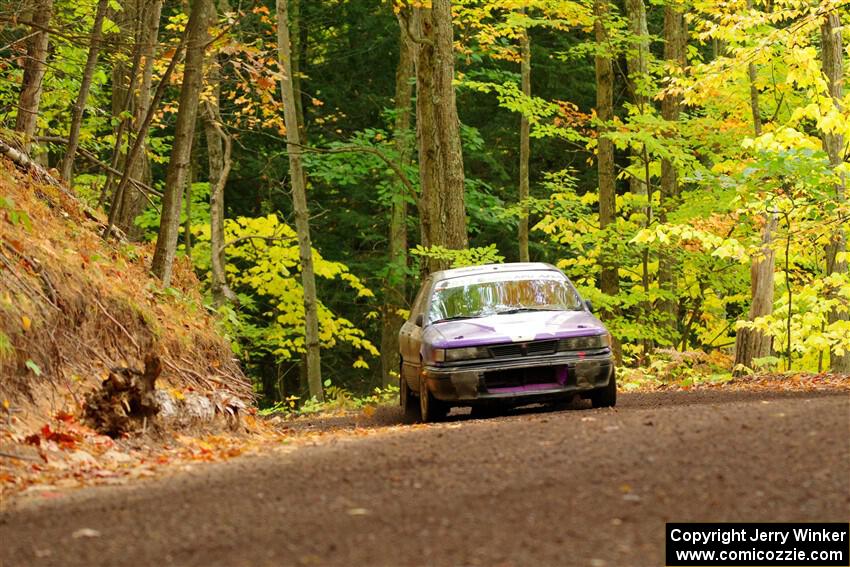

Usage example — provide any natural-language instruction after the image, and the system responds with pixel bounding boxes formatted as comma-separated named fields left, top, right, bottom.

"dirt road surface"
left=1, top=390, right=848, bottom=567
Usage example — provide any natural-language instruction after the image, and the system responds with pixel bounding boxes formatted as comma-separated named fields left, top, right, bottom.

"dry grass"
left=0, top=158, right=252, bottom=429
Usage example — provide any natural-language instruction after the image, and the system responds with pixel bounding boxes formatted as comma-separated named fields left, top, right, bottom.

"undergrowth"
left=0, top=160, right=252, bottom=428
left=259, top=384, right=400, bottom=417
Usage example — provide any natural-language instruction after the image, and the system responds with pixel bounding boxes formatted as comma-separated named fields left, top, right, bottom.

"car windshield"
left=428, top=271, right=583, bottom=323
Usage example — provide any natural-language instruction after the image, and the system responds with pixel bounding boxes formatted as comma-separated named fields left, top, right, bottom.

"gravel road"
left=1, top=390, right=848, bottom=567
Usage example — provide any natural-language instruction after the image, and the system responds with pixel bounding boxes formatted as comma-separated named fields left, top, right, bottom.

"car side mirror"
left=585, top=299, right=594, bottom=313
left=415, top=313, right=424, bottom=327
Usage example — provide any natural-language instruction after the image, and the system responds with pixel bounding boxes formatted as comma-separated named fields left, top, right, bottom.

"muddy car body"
left=399, top=263, right=616, bottom=421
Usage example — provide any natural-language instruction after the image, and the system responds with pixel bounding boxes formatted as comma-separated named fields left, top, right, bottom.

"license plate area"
left=483, top=365, right=569, bottom=393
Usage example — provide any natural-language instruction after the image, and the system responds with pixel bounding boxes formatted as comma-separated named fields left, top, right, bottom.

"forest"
left=1, top=0, right=848, bottom=408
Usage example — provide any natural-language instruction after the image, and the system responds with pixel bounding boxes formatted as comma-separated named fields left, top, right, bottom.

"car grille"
left=489, top=339, right=557, bottom=359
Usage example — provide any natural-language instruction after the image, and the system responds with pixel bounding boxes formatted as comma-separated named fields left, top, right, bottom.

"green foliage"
left=0, top=196, right=32, bottom=231
left=136, top=182, right=212, bottom=242
left=25, top=359, right=42, bottom=376
left=619, top=350, right=734, bottom=391
left=8, top=0, right=850, bottom=397
left=201, top=214, right=379, bottom=366
left=0, top=331, right=12, bottom=362
left=411, top=244, right=505, bottom=269
left=258, top=384, right=399, bottom=417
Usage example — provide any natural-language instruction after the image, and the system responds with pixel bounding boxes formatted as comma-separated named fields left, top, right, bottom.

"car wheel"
left=419, top=376, right=448, bottom=423
left=399, top=367, right=418, bottom=423
left=590, top=368, right=617, bottom=408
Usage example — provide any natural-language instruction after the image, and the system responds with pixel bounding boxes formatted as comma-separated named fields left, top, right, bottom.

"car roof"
left=431, top=262, right=563, bottom=282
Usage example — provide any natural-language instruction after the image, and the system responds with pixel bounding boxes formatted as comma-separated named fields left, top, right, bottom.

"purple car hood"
left=424, top=310, right=606, bottom=349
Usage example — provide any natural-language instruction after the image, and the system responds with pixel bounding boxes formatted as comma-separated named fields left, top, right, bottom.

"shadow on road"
left=275, top=387, right=845, bottom=436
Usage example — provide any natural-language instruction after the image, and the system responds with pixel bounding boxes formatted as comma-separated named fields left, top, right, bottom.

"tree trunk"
left=625, top=0, right=652, bottom=358
left=204, top=98, right=234, bottom=304
left=734, top=216, right=777, bottom=372
left=733, top=8, right=775, bottom=375
left=104, top=16, right=185, bottom=241
left=184, top=161, right=193, bottom=260
left=820, top=12, right=850, bottom=373
left=204, top=0, right=235, bottom=305
left=289, top=0, right=306, bottom=141
left=594, top=0, right=617, bottom=299
left=14, top=0, right=53, bottom=154
left=99, top=0, right=144, bottom=210
left=150, top=0, right=210, bottom=284
left=518, top=21, right=531, bottom=263
left=60, top=0, right=109, bottom=183
left=624, top=0, right=648, bottom=196
left=594, top=0, right=620, bottom=361
left=277, top=0, right=323, bottom=401
left=658, top=3, right=686, bottom=335
left=380, top=28, right=415, bottom=388
left=412, top=0, right=468, bottom=273
left=115, top=0, right=163, bottom=239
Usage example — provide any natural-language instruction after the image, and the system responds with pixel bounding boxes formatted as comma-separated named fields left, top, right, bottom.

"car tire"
left=400, top=367, right=418, bottom=423
left=590, top=368, right=617, bottom=408
left=419, top=376, right=448, bottom=423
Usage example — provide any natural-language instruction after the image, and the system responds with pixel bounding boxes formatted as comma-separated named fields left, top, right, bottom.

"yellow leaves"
left=21, top=315, right=31, bottom=332
left=745, top=127, right=822, bottom=153
left=816, top=108, right=849, bottom=137
left=711, top=238, right=747, bottom=263
left=353, top=357, right=369, bottom=370
left=207, top=213, right=378, bottom=366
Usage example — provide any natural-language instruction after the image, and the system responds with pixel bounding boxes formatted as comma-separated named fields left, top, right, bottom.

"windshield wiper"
left=430, top=314, right=487, bottom=324
left=494, top=307, right=561, bottom=315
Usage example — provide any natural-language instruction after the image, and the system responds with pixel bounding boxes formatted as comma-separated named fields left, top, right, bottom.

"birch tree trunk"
left=518, top=21, right=531, bottom=263
left=14, top=0, right=53, bottom=154
left=60, top=0, right=109, bottom=182
left=277, top=0, right=323, bottom=401
left=380, top=28, right=414, bottom=387
left=820, top=12, right=850, bottom=373
left=412, top=0, right=468, bottom=273
left=150, top=0, right=210, bottom=284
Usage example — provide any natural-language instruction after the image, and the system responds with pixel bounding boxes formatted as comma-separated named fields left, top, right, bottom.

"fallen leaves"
left=624, top=371, right=849, bottom=393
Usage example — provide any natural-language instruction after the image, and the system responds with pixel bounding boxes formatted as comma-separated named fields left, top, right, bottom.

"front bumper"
left=421, top=351, right=614, bottom=405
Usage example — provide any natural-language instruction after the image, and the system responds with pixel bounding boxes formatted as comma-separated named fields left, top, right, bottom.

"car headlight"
left=558, top=334, right=610, bottom=351
left=434, top=346, right=489, bottom=362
